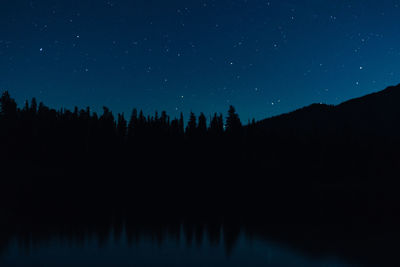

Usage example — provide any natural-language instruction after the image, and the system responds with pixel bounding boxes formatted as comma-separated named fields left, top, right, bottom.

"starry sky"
left=1, top=0, right=400, bottom=122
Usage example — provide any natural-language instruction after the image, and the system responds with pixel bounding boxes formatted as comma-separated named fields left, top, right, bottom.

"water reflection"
left=0, top=220, right=354, bottom=266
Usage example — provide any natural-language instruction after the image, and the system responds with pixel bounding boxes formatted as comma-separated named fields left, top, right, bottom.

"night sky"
left=1, top=0, right=400, bottom=122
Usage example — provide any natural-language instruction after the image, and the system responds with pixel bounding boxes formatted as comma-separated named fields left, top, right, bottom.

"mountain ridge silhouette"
left=255, top=83, right=400, bottom=138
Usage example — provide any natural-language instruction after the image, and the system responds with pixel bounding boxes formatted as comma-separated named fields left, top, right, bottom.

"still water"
left=0, top=223, right=354, bottom=266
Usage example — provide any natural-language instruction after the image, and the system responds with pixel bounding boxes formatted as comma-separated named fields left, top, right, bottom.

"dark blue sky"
left=1, top=0, right=400, bottom=122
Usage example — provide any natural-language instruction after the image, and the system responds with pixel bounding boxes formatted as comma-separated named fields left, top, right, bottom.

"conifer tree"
left=198, top=112, right=207, bottom=135
left=225, top=105, right=241, bottom=133
left=186, top=112, right=197, bottom=138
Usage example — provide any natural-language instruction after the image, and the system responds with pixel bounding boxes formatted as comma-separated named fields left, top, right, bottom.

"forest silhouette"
left=1, top=84, right=400, bottom=222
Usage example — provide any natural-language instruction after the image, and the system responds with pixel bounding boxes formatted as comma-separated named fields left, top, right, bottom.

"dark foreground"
left=1, top=167, right=400, bottom=266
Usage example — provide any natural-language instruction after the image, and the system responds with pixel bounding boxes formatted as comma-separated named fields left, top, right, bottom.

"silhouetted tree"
left=160, top=111, right=168, bottom=126
left=30, top=98, right=37, bottom=115
left=210, top=113, right=224, bottom=136
left=0, top=91, right=17, bottom=119
left=117, top=113, right=127, bottom=143
left=186, top=112, right=197, bottom=138
left=99, top=106, right=116, bottom=157
left=179, top=112, right=184, bottom=135
left=198, top=113, right=207, bottom=136
left=225, top=105, right=241, bottom=133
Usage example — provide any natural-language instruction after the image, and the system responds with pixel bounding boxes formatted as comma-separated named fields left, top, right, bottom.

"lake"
left=0, top=221, right=356, bottom=266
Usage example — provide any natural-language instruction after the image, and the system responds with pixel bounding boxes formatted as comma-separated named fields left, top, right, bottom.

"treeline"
left=1, top=88, right=400, bottom=218
left=0, top=91, right=255, bottom=214
left=0, top=91, right=248, bottom=165
left=1, top=89, right=399, bottom=181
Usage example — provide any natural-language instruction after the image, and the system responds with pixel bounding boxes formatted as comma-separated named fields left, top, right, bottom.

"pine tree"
left=128, top=108, right=138, bottom=140
left=210, top=113, right=224, bottom=135
left=117, top=113, right=127, bottom=142
left=225, top=105, right=241, bottom=133
left=179, top=112, right=184, bottom=135
left=186, top=112, right=197, bottom=138
left=0, top=91, right=17, bottom=119
left=30, top=98, right=37, bottom=115
left=198, top=112, right=207, bottom=135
